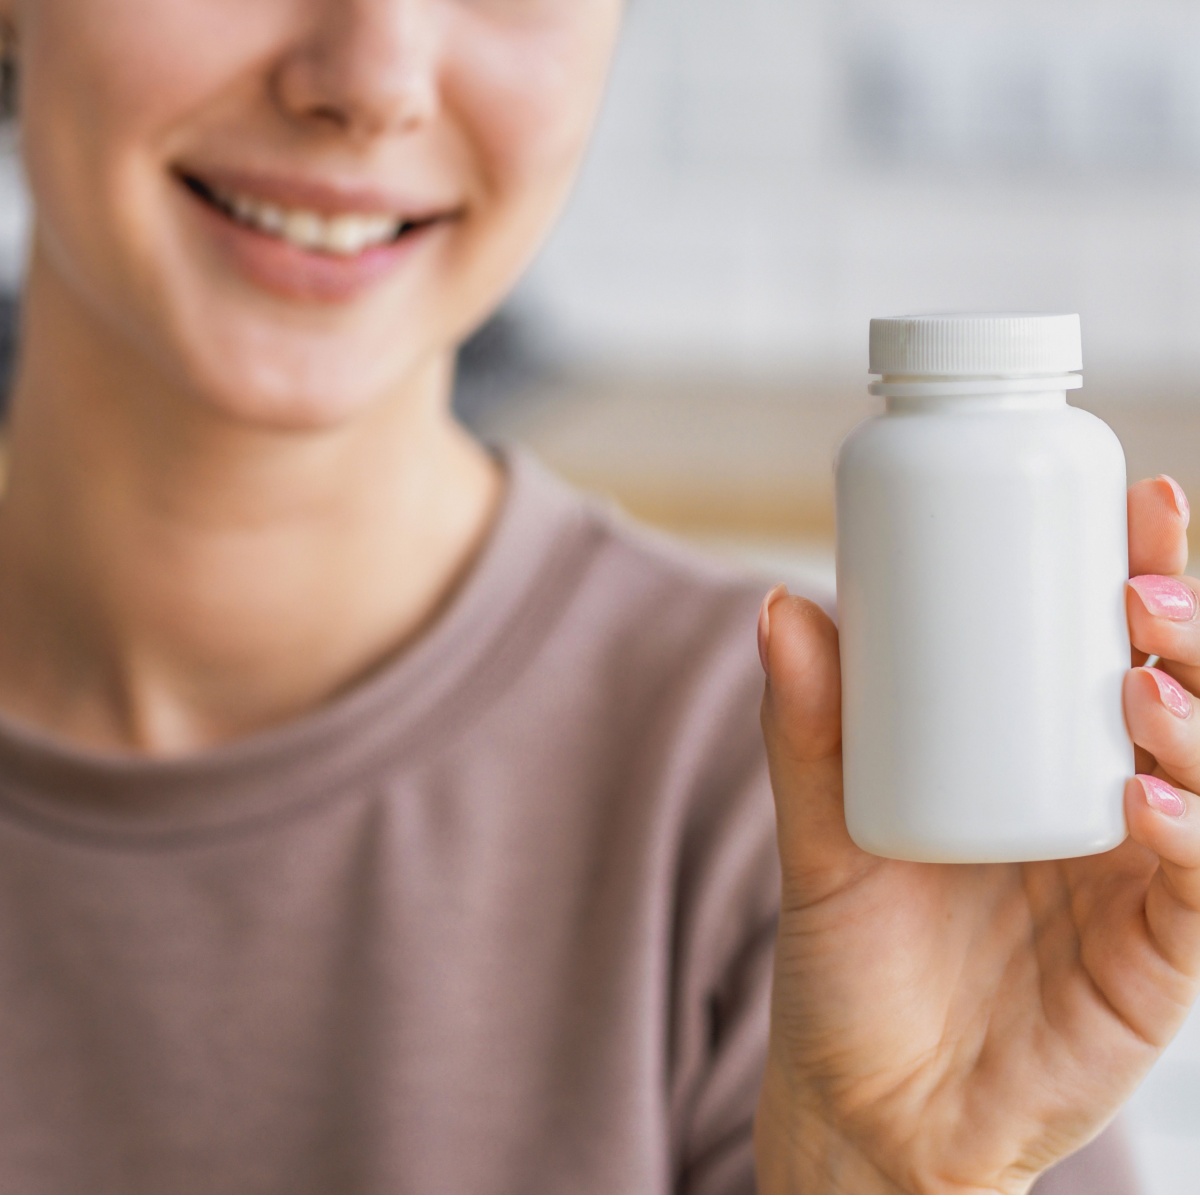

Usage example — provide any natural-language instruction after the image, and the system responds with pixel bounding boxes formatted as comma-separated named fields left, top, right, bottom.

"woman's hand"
left=754, top=475, right=1199, bottom=1194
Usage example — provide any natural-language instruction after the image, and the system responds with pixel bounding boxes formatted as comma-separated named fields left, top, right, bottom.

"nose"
left=272, top=0, right=438, bottom=140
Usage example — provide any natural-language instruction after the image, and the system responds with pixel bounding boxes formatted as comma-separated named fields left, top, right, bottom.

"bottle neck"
left=885, top=391, right=1068, bottom=414
left=871, top=372, right=1081, bottom=413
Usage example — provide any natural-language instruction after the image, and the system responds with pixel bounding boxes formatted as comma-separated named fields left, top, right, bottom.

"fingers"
left=759, top=587, right=872, bottom=900
left=760, top=588, right=841, bottom=763
left=1128, top=475, right=1189, bottom=579
left=1127, top=576, right=1200, bottom=694
left=1124, top=666, right=1200, bottom=789
left=1127, top=477, right=1189, bottom=670
left=1125, top=775, right=1200, bottom=980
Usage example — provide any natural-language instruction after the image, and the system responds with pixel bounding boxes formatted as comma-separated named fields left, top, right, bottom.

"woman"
left=0, top=0, right=1192, bottom=1191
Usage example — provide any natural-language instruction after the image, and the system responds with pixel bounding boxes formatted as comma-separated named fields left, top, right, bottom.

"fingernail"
left=1129, top=575, right=1198, bottom=622
left=1160, top=475, right=1191, bottom=527
left=1146, top=667, right=1193, bottom=719
left=757, top=583, right=788, bottom=675
left=1138, top=774, right=1187, bottom=818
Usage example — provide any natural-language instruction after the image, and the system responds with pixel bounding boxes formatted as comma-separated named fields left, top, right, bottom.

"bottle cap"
left=869, top=313, right=1082, bottom=378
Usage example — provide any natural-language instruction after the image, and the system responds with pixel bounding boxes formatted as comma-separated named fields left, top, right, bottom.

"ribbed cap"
left=869, top=313, right=1082, bottom=377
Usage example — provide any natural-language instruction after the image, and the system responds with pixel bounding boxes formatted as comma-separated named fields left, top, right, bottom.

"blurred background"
left=464, top=0, right=1200, bottom=602
left=0, top=0, right=1198, bottom=1188
left=482, top=0, right=1200, bottom=1187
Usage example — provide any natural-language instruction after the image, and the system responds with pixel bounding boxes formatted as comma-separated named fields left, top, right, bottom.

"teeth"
left=326, top=213, right=400, bottom=255
left=209, top=184, right=405, bottom=255
left=281, top=210, right=324, bottom=250
left=255, top=202, right=286, bottom=235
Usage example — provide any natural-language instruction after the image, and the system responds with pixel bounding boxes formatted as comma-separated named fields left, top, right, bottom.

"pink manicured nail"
left=1160, top=475, right=1191, bottom=526
left=1146, top=667, right=1193, bottom=719
left=1138, top=774, right=1187, bottom=818
left=1129, top=575, right=1198, bottom=621
left=757, top=584, right=788, bottom=675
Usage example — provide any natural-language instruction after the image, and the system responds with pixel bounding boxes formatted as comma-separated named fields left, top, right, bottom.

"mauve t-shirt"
left=0, top=450, right=1136, bottom=1191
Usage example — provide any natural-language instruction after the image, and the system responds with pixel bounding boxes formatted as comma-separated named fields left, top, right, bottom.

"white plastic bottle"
left=835, top=313, right=1133, bottom=863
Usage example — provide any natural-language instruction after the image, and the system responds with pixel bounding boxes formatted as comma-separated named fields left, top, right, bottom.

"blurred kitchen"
left=0, top=0, right=1198, bottom=1189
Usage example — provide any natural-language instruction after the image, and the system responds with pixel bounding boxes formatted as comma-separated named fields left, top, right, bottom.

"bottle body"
left=836, top=392, right=1133, bottom=863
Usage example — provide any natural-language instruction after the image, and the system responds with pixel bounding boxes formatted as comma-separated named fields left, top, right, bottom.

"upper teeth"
left=214, top=187, right=405, bottom=256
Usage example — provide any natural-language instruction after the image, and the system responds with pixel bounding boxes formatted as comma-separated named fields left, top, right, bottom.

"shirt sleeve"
left=672, top=905, right=777, bottom=1193
left=663, top=657, right=780, bottom=1195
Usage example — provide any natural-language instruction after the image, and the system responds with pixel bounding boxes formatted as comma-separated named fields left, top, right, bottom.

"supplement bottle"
left=835, top=313, right=1133, bottom=863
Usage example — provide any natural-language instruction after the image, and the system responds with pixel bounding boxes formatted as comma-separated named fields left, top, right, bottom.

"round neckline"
left=0, top=448, right=597, bottom=846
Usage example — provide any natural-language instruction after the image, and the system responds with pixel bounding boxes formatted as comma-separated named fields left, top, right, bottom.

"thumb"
left=758, top=586, right=871, bottom=902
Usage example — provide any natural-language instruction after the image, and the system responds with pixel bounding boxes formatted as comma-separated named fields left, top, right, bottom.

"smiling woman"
left=0, top=0, right=1179, bottom=1194
left=13, top=0, right=616, bottom=428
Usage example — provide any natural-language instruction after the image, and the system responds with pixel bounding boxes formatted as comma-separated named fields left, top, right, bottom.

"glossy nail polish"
left=1138, top=774, right=1186, bottom=818
left=1129, top=575, right=1198, bottom=622
left=1146, top=667, right=1193, bottom=719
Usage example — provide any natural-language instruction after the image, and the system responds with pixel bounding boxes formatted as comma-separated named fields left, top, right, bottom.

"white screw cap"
left=869, top=313, right=1083, bottom=377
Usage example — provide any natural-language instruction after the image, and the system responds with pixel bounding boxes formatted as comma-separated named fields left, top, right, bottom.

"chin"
left=168, top=312, right=440, bottom=433
left=194, top=360, right=399, bottom=431
left=197, top=383, right=378, bottom=432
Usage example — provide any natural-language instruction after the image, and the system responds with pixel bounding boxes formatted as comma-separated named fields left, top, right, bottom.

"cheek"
left=430, top=14, right=618, bottom=327
left=20, top=0, right=284, bottom=132
left=15, top=0, right=329, bottom=409
left=17, top=2, right=255, bottom=311
left=21, top=1, right=252, bottom=210
left=446, top=16, right=618, bottom=203
left=20, top=13, right=155, bottom=279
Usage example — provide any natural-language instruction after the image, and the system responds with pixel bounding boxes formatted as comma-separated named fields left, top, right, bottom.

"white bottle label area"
left=836, top=400, right=1133, bottom=864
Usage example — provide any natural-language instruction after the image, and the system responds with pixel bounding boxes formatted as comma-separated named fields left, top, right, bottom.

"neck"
left=0, top=247, right=502, bottom=755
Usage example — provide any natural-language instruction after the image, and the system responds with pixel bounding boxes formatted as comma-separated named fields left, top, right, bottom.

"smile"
left=179, top=173, right=430, bottom=257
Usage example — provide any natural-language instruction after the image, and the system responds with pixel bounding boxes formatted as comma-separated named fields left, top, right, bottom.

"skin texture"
left=0, top=0, right=623, bottom=750
left=756, top=476, right=1200, bottom=1192
left=0, top=1, right=1194, bottom=1192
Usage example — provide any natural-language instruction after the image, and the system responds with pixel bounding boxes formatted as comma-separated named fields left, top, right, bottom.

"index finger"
left=1129, top=475, right=1190, bottom=579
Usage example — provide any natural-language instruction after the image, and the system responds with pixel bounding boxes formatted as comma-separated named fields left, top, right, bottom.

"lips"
left=174, top=164, right=459, bottom=302
left=183, top=174, right=407, bottom=256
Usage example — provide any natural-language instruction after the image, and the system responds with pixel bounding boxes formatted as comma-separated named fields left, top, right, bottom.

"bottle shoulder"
left=837, top=402, right=1126, bottom=477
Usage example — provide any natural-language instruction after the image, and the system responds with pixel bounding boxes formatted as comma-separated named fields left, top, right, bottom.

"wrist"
left=754, top=1060, right=1037, bottom=1195
left=754, top=1061, right=905, bottom=1194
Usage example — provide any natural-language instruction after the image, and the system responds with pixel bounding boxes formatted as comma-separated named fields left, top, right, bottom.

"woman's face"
left=7, top=0, right=622, bottom=427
